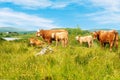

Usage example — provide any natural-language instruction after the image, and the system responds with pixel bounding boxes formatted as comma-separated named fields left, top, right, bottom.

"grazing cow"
left=52, top=32, right=68, bottom=47
left=36, top=29, right=68, bottom=45
left=76, top=35, right=93, bottom=47
left=92, top=30, right=118, bottom=51
left=29, top=37, right=44, bottom=46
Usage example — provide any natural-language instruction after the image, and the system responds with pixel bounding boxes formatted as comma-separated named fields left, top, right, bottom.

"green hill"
left=0, top=27, right=28, bottom=32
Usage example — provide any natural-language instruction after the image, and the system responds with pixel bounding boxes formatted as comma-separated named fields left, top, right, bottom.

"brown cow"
left=92, top=30, right=118, bottom=51
left=29, top=37, right=44, bottom=46
left=52, top=32, right=68, bottom=47
left=36, top=29, right=68, bottom=44
left=76, top=35, right=93, bottom=47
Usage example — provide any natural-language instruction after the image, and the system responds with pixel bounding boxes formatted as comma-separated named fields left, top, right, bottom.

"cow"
left=76, top=35, right=93, bottom=47
left=29, top=37, right=44, bottom=46
left=36, top=29, right=68, bottom=45
left=92, top=30, right=118, bottom=51
left=52, top=32, right=68, bottom=47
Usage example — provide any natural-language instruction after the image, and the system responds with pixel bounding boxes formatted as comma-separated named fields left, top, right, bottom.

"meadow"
left=0, top=28, right=120, bottom=80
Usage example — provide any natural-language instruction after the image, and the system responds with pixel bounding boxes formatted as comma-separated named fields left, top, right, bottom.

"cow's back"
left=80, top=35, right=92, bottom=42
left=55, top=32, right=68, bottom=40
left=99, top=30, right=116, bottom=42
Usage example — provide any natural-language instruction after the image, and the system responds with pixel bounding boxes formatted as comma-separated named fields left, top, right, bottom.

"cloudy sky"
left=0, top=0, right=120, bottom=31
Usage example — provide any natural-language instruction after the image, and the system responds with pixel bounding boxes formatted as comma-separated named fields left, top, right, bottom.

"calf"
left=29, top=37, right=44, bottom=46
left=52, top=32, right=68, bottom=47
left=76, top=35, right=93, bottom=47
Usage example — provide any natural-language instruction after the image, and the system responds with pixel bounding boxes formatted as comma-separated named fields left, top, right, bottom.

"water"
left=2, top=37, right=21, bottom=41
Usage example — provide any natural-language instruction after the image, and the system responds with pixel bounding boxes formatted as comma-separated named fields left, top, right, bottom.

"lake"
left=2, top=37, right=21, bottom=41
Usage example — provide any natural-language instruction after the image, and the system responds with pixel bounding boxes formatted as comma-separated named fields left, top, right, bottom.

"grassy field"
left=0, top=28, right=120, bottom=80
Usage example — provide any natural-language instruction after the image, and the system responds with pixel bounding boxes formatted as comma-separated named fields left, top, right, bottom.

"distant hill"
left=0, top=27, right=29, bottom=32
left=89, top=28, right=112, bottom=32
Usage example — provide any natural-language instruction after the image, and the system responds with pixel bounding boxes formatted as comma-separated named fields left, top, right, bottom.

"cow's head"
left=36, top=29, right=43, bottom=37
left=75, top=36, right=79, bottom=41
left=92, top=31, right=100, bottom=40
left=29, top=38, right=36, bottom=46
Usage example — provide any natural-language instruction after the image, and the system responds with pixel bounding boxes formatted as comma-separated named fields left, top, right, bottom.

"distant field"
left=0, top=28, right=120, bottom=80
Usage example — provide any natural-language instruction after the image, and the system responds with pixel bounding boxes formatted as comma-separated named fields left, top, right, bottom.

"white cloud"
left=83, top=0, right=120, bottom=26
left=0, top=0, right=83, bottom=9
left=90, top=0, right=120, bottom=12
left=88, top=12, right=120, bottom=24
left=0, top=0, right=52, bottom=9
left=51, top=0, right=82, bottom=9
left=51, top=2, right=69, bottom=9
left=1, top=0, right=120, bottom=29
left=0, top=8, right=59, bottom=30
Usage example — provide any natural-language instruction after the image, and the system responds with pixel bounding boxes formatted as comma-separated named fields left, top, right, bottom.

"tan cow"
left=92, top=30, right=118, bottom=51
left=76, top=35, right=93, bottom=47
left=36, top=29, right=68, bottom=45
left=52, top=32, right=68, bottom=47
left=29, top=37, right=44, bottom=46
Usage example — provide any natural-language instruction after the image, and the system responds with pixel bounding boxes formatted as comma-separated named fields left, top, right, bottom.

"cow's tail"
left=114, top=31, right=119, bottom=49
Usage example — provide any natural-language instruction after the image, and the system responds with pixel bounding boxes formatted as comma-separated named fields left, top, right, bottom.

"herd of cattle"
left=29, top=29, right=119, bottom=51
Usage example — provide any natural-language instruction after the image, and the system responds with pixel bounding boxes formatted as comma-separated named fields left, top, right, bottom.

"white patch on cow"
left=30, top=40, right=34, bottom=44
left=37, top=33, right=40, bottom=36
left=51, top=33, right=55, bottom=38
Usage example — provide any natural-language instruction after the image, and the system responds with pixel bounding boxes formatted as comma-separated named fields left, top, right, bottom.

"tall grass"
left=0, top=29, right=120, bottom=80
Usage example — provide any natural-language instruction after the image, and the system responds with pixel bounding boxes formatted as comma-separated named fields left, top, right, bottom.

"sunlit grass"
left=0, top=34, right=120, bottom=80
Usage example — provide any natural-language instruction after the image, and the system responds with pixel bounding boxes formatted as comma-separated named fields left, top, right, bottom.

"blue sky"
left=0, top=0, right=120, bottom=31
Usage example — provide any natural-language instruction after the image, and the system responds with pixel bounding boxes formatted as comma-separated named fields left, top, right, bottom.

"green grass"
left=0, top=32, right=120, bottom=80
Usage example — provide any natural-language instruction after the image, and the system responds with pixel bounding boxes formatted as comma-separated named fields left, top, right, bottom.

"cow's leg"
left=47, top=39, right=52, bottom=45
left=100, top=42, right=103, bottom=47
left=56, top=39, right=58, bottom=46
left=91, top=40, right=93, bottom=47
left=89, top=40, right=93, bottom=47
left=103, top=43, right=106, bottom=47
left=63, top=39, right=66, bottom=47
left=64, top=38, right=68, bottom=47
left=110, top=41, right=114, bottom=51
left=100, top=42, right=104, bottom=49
left=88, top=42, right=90, bottom=48
left=61, top=40, right=64, bottom=47
left=79, top=41, right=82, bottom=45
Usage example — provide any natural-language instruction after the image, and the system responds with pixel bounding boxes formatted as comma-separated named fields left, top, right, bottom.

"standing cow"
left=52, top=32, right=68, bottom=47
left=92, top=30, right=118, bottom=51
left=75, top=35, right=93, bottom=47
left=36, top=29, right=68, bottom=45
